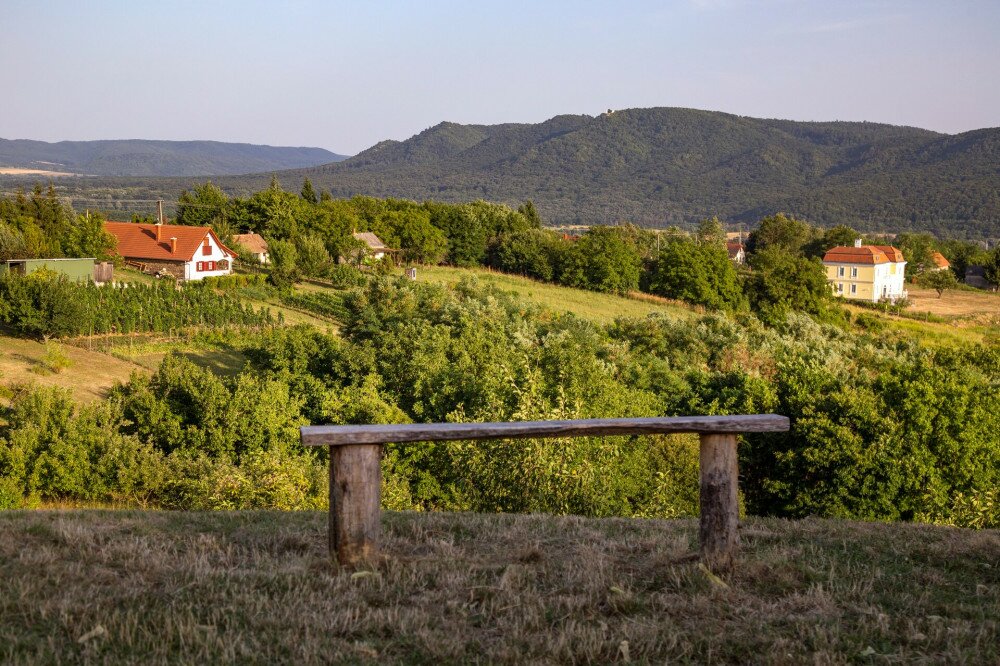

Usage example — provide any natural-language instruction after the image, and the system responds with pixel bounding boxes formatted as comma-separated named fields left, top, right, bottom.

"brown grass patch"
left=0, top=334, right=145, bottom=403
left=905, top=287, right=1000, bottom=319
left=0, top=511, right=996, bottom=664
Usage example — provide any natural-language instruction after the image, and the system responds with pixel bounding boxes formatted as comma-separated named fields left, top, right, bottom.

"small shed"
left=0, top=258, right=97, bottom=282
left=232, top=233, right=270, bottom=264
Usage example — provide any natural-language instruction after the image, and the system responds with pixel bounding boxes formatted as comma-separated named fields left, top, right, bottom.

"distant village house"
left=231, top=233, right=270, bottom=264
left=726, top=241, right=745, bottom=265
left=104, top=221, right=235, bottom=281
left=822, top=239, right=907, bottom=302
left=929, top=252, right=950, bottom=272
left=341, top=231, right=397, bottom=265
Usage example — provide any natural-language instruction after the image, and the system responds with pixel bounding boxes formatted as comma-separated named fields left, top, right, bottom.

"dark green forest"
left=12, top=108, right=999, bottom=239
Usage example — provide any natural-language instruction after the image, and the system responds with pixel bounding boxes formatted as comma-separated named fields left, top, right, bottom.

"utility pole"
left=157, top=200, right=164, bottom=225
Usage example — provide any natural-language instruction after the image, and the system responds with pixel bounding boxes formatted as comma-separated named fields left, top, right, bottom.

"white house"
left=104, top=221, right=236, bottom=281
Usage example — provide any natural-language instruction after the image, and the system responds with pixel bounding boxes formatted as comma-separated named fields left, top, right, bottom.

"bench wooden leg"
left=698, top=433, right=739, bottom=571
left=329, top=444, right=382, bottom=567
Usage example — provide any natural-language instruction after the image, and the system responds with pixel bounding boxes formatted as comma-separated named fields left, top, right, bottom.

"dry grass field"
left=0, top=334, right=144, bottom=403
left=905, top=287, right=1000, bottom=319
left=0, top=167, right=78, bottom=177
left=0, top=510, right=996, bottom=664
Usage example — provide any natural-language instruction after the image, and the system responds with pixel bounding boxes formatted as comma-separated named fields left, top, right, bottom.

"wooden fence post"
left=698, top=433, right=740, bottom=571
left=329, top=444, right=382, bottom=567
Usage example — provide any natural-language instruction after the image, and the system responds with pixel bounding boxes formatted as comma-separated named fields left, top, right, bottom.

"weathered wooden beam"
left=329, top=443, right=382, bottom=568
left=301, top=414, right=789, bottom=447
left=698, top=433, right=740, bottom=571
left=301, top=415, right=789, bottom=570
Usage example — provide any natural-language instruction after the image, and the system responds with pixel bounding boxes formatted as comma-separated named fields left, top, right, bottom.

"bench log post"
left=302, top=415, right=788, bottom=571
left=698, top=433, right=739, bottom=571
left=329, top=443, right=382, bottom=567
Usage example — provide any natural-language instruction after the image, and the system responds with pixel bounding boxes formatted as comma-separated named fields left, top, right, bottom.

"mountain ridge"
left=251, top=107, right=997, bottom=236
left=0, top=138, right=347, bottom=177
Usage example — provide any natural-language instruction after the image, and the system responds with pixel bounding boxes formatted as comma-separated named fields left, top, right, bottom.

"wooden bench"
left=301, top=414, right=790, bottom=571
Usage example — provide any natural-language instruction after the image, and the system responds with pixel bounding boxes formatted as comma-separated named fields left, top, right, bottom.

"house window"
left=850, top=267, right=858, bottom=278
left=202, top=239, right=212, bottom=256
left=207, top=261, right=216, bottom=271
left=850, top=284, right=857, bottom=295
left=196, top=261, right=204, bottom=271
left=836, top=282, right=844, bottom=293
left=837, top=266, right=845, bottom=277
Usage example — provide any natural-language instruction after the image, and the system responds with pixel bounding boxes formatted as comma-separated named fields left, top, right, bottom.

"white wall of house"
left=873, top=261, right=907, bottom=301
left=183, top=234, right=235, bottom=281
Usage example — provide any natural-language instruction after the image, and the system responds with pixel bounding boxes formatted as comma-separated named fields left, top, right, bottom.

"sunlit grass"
left=0, top=510, right=996, bottom=663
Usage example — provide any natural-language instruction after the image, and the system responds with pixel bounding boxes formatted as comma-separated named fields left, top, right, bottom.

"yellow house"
left=822, top=240, right=907, bottom=302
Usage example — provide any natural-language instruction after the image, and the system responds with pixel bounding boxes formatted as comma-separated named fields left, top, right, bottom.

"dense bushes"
left=0, top=272, right=273, bottom=338
left=2, top=277, right=997, bottom=528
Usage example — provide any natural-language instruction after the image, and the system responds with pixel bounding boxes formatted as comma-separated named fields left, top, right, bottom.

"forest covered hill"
left=4, top=108, right=999, bottom=238
left=259, top=107, right=999, bottom=238
left=0, top=138, right=346, bottom=177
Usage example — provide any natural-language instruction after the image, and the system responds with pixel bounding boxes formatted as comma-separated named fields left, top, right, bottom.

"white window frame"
left=850, top=284, right=857, bottom=295
left=850, top=267, right=858, bottom=278
left=837, top=266, right=845, bottom=277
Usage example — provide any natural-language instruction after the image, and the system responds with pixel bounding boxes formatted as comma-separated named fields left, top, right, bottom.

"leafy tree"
left=647, top=237, right=745, bottom=310
left=894, top=232, right=937, bottom=280
left=300, top=178, right=318, bottom=204
left=695, top=217, right=726, bottom=247
left=294, top=233, right=333, bottom=278
left=746, top=213, right=816, bottom=256
left=176, top=182, right=229, bottom=229
left=62, top=212, right=117, bottom=260
left=560, top=226, right=642, bottom=294
left=983, top=247, right=1000, bottom=288
left=746, top=248, right=832, bottom=324
left=267, top=239, right=300, bottom=287
left=917, top=268, right=959, bottom=298
left=489, top=229, right=565, bottom=282
left=398, top=211, right=448, bottom=265
left=517, top=200, right=543, bottom=228
left=804, top=224, right=860, bottom=258
left=0, top=223, right=27, bottom=260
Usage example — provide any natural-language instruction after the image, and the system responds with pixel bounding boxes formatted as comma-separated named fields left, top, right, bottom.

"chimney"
left=169, top=237, right=177, bottom=254
left=854, top=238, right=863, bottom=248
left=155, top=222, right=163, bottom=242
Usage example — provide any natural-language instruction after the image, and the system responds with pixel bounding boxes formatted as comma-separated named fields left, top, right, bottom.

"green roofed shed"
left=0, top=258, right=98, bottom=283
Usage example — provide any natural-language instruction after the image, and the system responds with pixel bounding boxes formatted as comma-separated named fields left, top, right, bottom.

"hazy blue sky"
left=2, top=0, right=998, bottom=154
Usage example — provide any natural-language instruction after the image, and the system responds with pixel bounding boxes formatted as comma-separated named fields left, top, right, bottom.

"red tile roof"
left=104, top=222, right=234, bottom=261
left=931, top=251, right=950, bottom=269
left=822, top=245, right=905, bottom=265
left=726, top=241, right=744, bottom=259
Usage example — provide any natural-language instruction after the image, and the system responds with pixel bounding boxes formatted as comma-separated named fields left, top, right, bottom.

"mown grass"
left=415, top=265, right=695, bottom=324
left=0, top=511, right=996, bottom=664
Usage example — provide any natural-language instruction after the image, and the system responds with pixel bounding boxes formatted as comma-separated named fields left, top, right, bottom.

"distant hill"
left=0, top=138, right=347, bottom=177
left=254, top=108, right=1000, bottom=238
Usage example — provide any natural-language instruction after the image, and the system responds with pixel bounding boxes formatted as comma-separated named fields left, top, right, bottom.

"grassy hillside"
left=0, top=138, right=346, bottom=177
left=0, top=335, right=145, bottom=403
left=412, top=265, right=697, bottom=324
left=0, top=510, right=996, bottom=664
